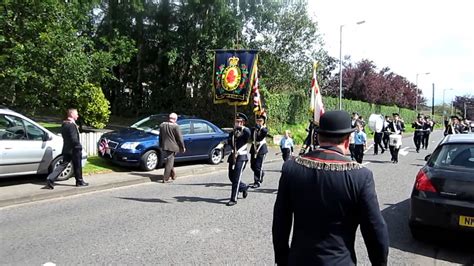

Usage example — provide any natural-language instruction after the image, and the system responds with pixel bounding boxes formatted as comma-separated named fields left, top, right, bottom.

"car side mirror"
left=424, top=154, right=431, bottom=161
left=42, top=133, right=52, bottom=141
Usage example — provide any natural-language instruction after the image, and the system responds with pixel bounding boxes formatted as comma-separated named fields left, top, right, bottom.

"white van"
left=0, top=107, right=87, bottom=179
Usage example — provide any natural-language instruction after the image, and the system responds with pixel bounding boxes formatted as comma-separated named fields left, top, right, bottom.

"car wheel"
left=209, top=148, right=223, bottom=165
left=140, top=150, right=159, bottom=171
left=409, top=221, right=428, bottom=241
left=50, top=156, right=73, bottom=181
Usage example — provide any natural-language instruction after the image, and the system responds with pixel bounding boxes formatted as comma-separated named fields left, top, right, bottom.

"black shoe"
left=226, top=201, right=237, bottom=206
left=43, top=181, right=54, bottom=190
left=381, top=149, right=385, bottom=154
left=242, top=188, right=248, bottom=199
left=76, top=181, right=89, bottom=187
left=416, top=149, right=419, bottom=153
left=251, top=182, right=260, bottom=188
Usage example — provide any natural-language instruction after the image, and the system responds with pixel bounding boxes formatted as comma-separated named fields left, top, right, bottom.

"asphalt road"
left=1, top=130, right=473, bottom=265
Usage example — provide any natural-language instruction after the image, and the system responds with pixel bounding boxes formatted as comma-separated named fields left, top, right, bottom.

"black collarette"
left=318, top=145, right=344, bottom=155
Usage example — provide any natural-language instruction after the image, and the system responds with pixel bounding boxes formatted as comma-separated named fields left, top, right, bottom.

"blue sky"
left=308, top=0, right=473, bottom=105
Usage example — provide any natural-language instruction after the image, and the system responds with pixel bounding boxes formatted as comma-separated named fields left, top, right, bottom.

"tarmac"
left=0, top=146, right=285, bottom=208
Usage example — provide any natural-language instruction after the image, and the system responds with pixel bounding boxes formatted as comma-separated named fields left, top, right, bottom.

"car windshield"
left=130, top=115, right=167, bottom=131
left=429, top=143, right=474, bottom=170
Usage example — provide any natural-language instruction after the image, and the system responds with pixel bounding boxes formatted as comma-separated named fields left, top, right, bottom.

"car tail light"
left=415, top=170, right=437, bottom=192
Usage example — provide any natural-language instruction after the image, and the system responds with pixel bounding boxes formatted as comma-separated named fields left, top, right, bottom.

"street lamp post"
left=443, top=88, right=453, bottom=118
left=338, top=20, right=365, bottom=110
left=415, top=72, right=430, bottom=113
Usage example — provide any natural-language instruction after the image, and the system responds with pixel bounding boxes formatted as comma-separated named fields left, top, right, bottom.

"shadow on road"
left=116, top=197, right=169, bottom=203
left=365, top=159, right=388, bottom=164
left=382, top=199, right=474, bottom=265
left=174, top=196, right=228, bottom=205
left=128, top=172, right=164, bottom=182
left=177, top=182, right=230, bottom=188
left=249, top=188, right=278, bottom=194
left=0, top=175, right=46, bottom=187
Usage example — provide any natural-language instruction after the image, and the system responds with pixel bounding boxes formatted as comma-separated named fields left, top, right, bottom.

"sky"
left=307, top=0, right=473, bottom=105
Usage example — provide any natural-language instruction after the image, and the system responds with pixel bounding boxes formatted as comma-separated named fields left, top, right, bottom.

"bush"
left=72, top=83, right=111, bottom=129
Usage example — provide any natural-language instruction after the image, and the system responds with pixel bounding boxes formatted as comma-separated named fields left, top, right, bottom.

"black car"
left=409, top=134, right=474, bottom=239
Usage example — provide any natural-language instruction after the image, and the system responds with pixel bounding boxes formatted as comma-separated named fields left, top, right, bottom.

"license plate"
left=459, top=215, right=474, bottom=227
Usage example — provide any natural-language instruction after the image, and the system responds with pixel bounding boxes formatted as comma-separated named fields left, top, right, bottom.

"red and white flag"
left=252, top=63, right=266, bottom=116
left=309, top=61, right=325, bottom=123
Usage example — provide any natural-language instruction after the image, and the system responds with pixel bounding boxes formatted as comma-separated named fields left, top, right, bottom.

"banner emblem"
left=221, top=56, right=242, bottom=91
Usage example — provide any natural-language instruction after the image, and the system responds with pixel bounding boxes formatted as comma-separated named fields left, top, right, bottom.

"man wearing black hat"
left=226, top=112, right=251, bottom=206
left=273, top=110, right=389, bottom=265
left=412, top=115, right=425, bottom=153
left=388, top=113, right=405, bottom=163
left=422, top=116, right=434, bottom=149
left=444, top=115, right=462, bottom=135
left=250, top=114, right=268, bottom=188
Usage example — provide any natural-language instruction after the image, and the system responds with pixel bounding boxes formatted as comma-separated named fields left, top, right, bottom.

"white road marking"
left=362, top=162, right=371, bottom=166
left=364, top=144, right=374, bottom=154
left=43, top=263, right=56, bottom=266
left=188, top=229, right=200, bottom=235
left=399, top=147, right=410, bottom=156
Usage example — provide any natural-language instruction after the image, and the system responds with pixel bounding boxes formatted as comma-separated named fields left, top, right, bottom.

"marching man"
left=227, top=112, right=251, bottom=206
left=250, top=114, right=268, bottom=188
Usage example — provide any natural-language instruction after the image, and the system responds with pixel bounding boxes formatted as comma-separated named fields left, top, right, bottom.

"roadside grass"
left=38, top=122, right=62, bottom=134
left=83, top=156, right=129, bottom=176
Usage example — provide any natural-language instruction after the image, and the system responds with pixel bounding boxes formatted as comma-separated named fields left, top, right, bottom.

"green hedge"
left=265, top=92, right=437, bottom=139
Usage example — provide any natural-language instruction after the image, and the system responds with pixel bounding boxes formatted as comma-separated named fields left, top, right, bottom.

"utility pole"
left=432, top=83, right=435, bottom=116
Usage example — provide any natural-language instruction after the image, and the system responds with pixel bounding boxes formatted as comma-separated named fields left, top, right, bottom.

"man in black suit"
left=272, top=110, right=389, bottom=265
left=226, top=112, right=251, bottom=206
left=45, top=108, right=88, bottom=189
left=250, top=114, right=268, bottom=188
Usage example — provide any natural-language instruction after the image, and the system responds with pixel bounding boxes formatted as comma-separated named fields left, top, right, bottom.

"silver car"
left=0, top=107, right=87, bottom=180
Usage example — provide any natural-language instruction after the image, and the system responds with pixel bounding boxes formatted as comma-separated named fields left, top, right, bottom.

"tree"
left=1, top=1, right=135, bottom=128
left=452, top=95, right=474, bottom=120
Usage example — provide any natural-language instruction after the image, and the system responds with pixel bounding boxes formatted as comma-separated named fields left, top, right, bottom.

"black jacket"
left=273, top=147, right=389, bottom=265
left=388, top=120, right=405, bottom=135
left=61, top=121, right=81, bottom=155
left=250, top=125, right=268, bottom=155
left=227, top=126, right=251, bottom=162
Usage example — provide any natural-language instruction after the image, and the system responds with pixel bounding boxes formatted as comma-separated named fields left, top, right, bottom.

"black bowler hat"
left=393, top=113, right=399, bottom=116
left=450, top=115, right=459, bottom=120
left=256, top=113, right=266, bottom=121
left=235, top=112, right=248, bottom=121
left=317, top=110, right=354, bottom=135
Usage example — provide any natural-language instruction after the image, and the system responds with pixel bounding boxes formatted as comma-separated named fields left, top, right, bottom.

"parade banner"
left=213, top=50, right=258, bottom=106
left=309, top=62, right=325, bottom=123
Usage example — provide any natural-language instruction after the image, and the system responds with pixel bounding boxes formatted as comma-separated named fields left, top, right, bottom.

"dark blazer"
left=388, top=120, right=405, bottom=134
left=273, top=147, right=389, bottom=266
left=250, top=126, right=268, bottom=155
left=227, top=126, right=251, bottom=162
left=159, top=122, right=185, bottom=152
left=61, top=121, right=81, bottom=155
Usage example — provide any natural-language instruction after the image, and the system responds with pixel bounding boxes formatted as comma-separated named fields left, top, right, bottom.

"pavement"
left=0, top=145, right=285, bottom=208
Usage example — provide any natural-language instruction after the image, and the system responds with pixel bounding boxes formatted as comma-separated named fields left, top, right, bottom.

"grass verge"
left=83, top=156, right=129, bottom=176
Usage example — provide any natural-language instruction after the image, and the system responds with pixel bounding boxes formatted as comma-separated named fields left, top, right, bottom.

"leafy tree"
left=0, top=1, right=134, bottom=127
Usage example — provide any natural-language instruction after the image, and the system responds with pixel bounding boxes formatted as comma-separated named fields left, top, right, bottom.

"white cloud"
left=308, top=0, right=474, bottom=104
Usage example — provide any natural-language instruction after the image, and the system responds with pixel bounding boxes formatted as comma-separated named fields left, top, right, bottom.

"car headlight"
left=120, top=142, right=141, bottom=150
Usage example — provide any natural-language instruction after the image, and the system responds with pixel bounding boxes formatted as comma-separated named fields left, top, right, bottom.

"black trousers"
left=354, top=144, right=365, bottom=163
left=389, top=145, right=400, bottom=162
left=250, top=153, right=266, bottom=184
left=374, top=132, right=384, bottom=154
left=163, top=150, right=176, bottom=180
left=382, top=132, right=390, bottom=149
left=413, top=132, right=423, bottom=152
left=349, top=144, right=355, bottom=160
left=47, top=148, right=83, bottom=183
left=422, top=132, right=430, bottom=149
left=281, top=148, right=291, bottom=161
left=228, top=160, right=248, bottom=202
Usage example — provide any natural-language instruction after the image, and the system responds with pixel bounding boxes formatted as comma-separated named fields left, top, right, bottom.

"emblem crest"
left=221, top=56, right=242, bottom=91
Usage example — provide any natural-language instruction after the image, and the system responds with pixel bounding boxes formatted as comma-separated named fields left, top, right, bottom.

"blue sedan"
left=98, top=114, right=230, bottom=171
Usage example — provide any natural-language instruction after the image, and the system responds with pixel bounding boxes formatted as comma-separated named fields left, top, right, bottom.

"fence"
left=80, top=132, right=104, bottom=156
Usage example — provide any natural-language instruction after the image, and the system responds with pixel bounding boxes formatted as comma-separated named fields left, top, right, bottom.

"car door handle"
left=4, top=147, right=13, bottom=150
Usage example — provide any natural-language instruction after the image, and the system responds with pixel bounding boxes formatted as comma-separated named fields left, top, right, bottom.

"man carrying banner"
left=250, top=114, right=268, bottom=188
left=227, top=112, right=251, bottom=206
